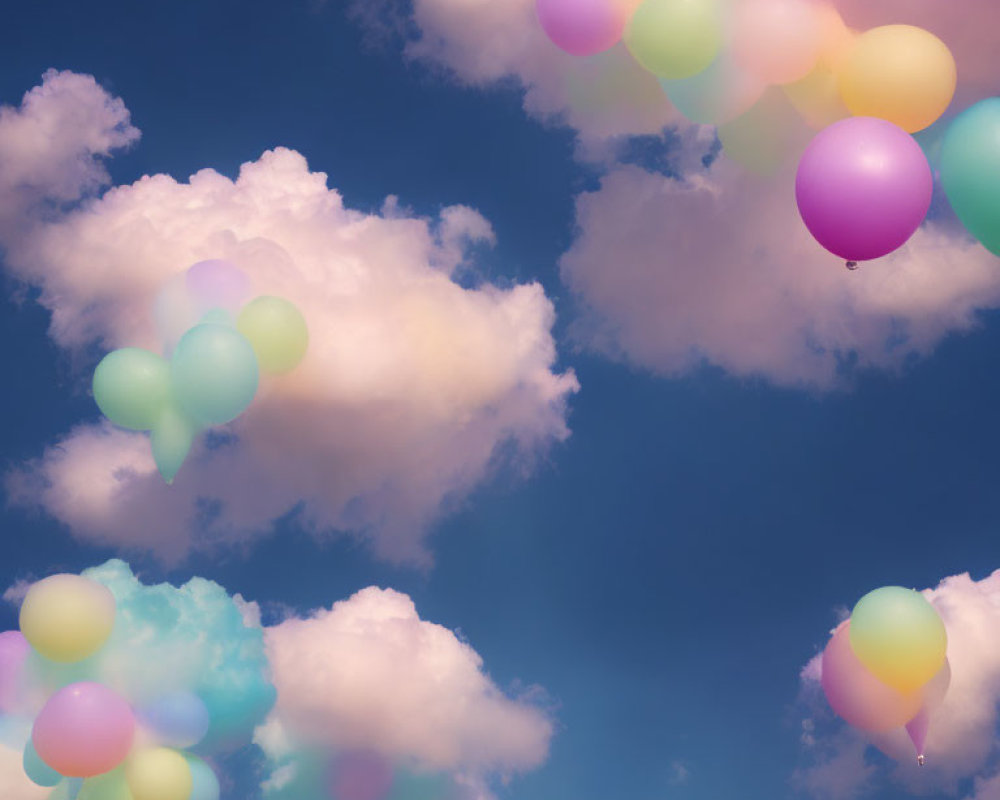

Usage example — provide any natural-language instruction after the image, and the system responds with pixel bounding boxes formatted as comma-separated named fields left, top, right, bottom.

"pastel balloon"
left=187, top=756, right=220, bottom=800
left=236, top=296, right=309, bottom=374
left=139, top=691, right=210, bottom=749
left=93, top=348, right=172, bottom=432
left=795, top=116, right=932, bottom=261
left=185, top=260, right=250, bottom=313
left=19, top=575, right=116, bottom=663
left=536, top=0, right=626, bottom=56
left=23, top=739, right=63, bottom=787
left=838, top=25, right=956, bottom=134
left=718, top=88, right=810, bottom=175
left=849, top=587, right=947, bottom=693
left=907, top=660, right=950, bottom=759
left=730, top=0, right=823, bottom=85
left=77, top=768, right=132, bottom=800
left=0, top=631, right=30, bottom=711
left=151, top=403, right=198, bottom=485
left=31, top=682, right=135, bottom=777
left=624, top=0, right=723, bottom=80
left=171, top=323, right=259, bottom=426
left=127, top=748, right=193, bottom=800
left=49, top=777, right=84, bottom=800
left=821, top=620, right=922, bottom=732
left=940, top=98, right=1000, bottom=256
left=660, top=51, right=765, bottom=124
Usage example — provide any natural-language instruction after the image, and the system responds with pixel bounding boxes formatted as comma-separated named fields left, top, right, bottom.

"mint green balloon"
left=152, top=404, right=199, bottom=484
left=171, top=324, right=259, bottom=426
left=940, top=98, right=1000, bottom=256
left=93, top=348, right=171, bottom=431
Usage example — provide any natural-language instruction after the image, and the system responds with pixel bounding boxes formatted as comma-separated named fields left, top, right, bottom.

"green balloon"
left=151, top=403, right=199, bottom=484
left=93, top=348, right=171, bottom=431
left=171, top=323, right=259, bottom=426
left=77, top=768, right=131, bottom=800
left=940, top=98, right=1000, bottom=256
left=624, top=0, right=723, bottom=80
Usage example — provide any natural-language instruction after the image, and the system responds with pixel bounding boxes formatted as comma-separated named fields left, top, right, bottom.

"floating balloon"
left=837, top=25, right=956, bottom=134
left=661, top=51, right=765, bottom=124
left=139, top=691, right=211, bottom=749
left=77, top=767, right=132, bottom=800
left=718, top=88, right=811, bottom=174
left=940, top=98, right=1000, bottom=256
left=93, top=348, right=172, bottom=432
left=185, top=260, right=251, bottom=314
left=19, top=575, right=115, bottom=663
left=171, top=323, right=259, bottom=426
left=236, top=296, right=309, bottom=374
left=536, top=0, right=627, bottom=57
left=151, top=403, right=199, bottom=485
left=23, top=739, right=63, bottom=787
left=849, top=587, right=947, bottom=694
left=31, top=682, right=135, bottom=777
left=187, top=756, right=221, bottom=800
left=730, top=0, right=823, bottom=85
left=795, top=116, right=932, bottom=262
left=49, top=777, right=84, bottom=800
left=127, top=747, right=194, bottom=800
left=0, top=631, right=29, bottom=711
left=624, top=0, right=723, bottom=80
left=820, top=620, right=922, bottom=733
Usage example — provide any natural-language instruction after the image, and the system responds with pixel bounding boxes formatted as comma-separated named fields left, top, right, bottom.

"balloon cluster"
left=820, top=587, right=949, bottom=764
left=0, top=563, right=276, bottom=800
left=536, top=0, right=1000, bottom=265
left=93, top=260, right=309, bottom=483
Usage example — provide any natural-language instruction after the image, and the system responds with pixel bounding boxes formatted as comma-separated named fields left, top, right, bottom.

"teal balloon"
left=93, top=348, right=171, bottom=431
left=49, top=778, right=83, bottom=800
left=23, top=739, right=62, bottom=787
left=171, top=324, right=259, bottom=426
left=940, top=98, right=1000, bottom=255
left=187, top=756, right=221, bottom=800
left=199, top=307, right=234, bottom=327
left=151, top=404, right=198, bottom=484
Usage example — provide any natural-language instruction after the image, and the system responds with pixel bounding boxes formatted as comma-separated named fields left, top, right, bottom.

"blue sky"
left=2, top=2, right=1000, bottom=800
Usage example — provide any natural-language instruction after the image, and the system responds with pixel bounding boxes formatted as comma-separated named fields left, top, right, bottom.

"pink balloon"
left=329, top=751, right=394, bottom=800
left=821, top=621, right=922, bottom=733
left=536, top=0, right=626, bottom=56
left=31, top=682, right=135, bottom=777
left=0, top=631, right=30, bottom=713
left=906, top=658, right=951, bottom=757
left=796, top=117, right=932, bottom=262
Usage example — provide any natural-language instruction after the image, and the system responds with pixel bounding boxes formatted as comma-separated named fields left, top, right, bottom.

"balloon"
left=139, top=691, right=210, bottom=749
left=660, top=51, right=765, bottom=124
left=329, top=751, right=394, bottom=800
left=536, top=0, right=627, bottom=57
left=837, top=25, right=956, bottom=134
left=236, top=296, right=309, bottom=375
left=795, top=117, right=932, bottom=261
left=718, top=88, right=811, bottom=175
left=185, top=260, right=250, bottom=313
left=187, top=757, right=220, bottom=800
left=31, top=682, right=135, bottom=777
left=730, top=0, right=823, bottom=85
left=171, top=323, right=259, bottom=426
left=905, top=658, right=950, bottom=758
left=19, top=575, right=116, bottom=663
left=624, top=0, right=723, bottom=80
left=126, top=748, right=193, bottom=800
left=0, top=631, right=30, bottom=712
left=49, top=777, right=84, bottom=800
left=93, top=349, right=172, bottom=432
left=151, top=403, right=198, bottom=485
left=23, top=739, right=63, bottom=787
left=940, top=98, right=1000, bottom=256
left=849, top=587, right=947, bottom=694
left=77, top=768, right=132, bottom=800
left=821, top=620, right=922, bottom=733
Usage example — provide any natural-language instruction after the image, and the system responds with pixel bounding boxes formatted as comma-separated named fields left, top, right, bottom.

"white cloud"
left=0, top=72, right=578, bottom=564
left=798, top=570, right=1000, bottom=797
left=261, top=586, right=553, bottom=775
left=0, top=743, right=49, bottom=800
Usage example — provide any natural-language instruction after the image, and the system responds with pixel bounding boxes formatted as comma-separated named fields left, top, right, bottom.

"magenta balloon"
left=536, top=0, right=625, bottom=57
left=796, top=117, right=932, bottom=261
left=0, top=631, right=30, bottom=712
left=821, top=621, right=922, bottom=733
left=31, top=682, right=135, bottom=777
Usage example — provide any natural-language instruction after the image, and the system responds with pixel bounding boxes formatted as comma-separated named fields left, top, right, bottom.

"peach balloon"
left=731, top=0, right=824, bottom=85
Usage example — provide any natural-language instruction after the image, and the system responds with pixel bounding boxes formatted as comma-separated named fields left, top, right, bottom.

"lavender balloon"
left=0, top=631, right=30, bottom=712
left=536, top=0, right=626, bottom=57
left=796, top=117, right=932, bottom=262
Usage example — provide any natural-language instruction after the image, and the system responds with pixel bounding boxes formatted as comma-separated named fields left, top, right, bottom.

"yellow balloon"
left=126, top=749, right=192, bottom=800
left=236, top=296, right=309, bottom=375
left=19, top=575, right=115, bottom=663
left=838, top=25, right=956, bottom=133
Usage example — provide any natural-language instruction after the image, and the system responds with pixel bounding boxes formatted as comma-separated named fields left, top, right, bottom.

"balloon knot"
left=917, top=755, right=925, bottom=767
left=846, top=261, right=859, bottom=270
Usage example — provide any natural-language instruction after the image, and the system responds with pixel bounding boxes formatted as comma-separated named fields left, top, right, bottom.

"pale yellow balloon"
left=236, top=296, right=309, bottom=375
left=126, top=748, right=193, bottom=800
left=19, top=575, right=115, bottom=663
left=838, top=25, right=957, bottom=133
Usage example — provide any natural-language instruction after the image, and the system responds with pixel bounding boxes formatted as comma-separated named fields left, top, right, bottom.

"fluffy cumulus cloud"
left=0, top=71, right=578, bottom=564
left=796, top=570, right=1000, bottom=798
left=258, top=586, right=552, bottom=799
